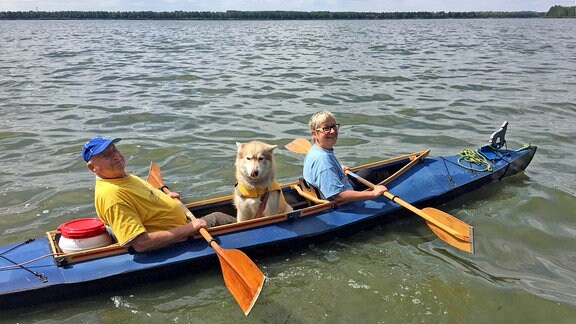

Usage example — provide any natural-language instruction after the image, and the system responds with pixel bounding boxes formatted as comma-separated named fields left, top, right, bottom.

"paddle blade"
left=147, top=163, right=266, bottom=314
left=217, top=249, right=266, bottom=316
left=146, top=162, right=163, bottom=188
left=284, top=138, right=312, bottom=154
left=422, top=207, right=474, bottom=253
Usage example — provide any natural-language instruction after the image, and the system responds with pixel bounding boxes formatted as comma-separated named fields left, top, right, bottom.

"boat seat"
left=292, top=178, right=330, bottom=206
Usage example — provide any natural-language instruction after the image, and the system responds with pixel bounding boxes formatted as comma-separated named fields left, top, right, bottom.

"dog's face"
left=235, top=141, right=277, bottom=181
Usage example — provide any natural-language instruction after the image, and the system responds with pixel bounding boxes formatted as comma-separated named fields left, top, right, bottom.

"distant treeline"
left=0, top=10, right=543, bottom=20
left=0, top=7, right=574, bottom=20
left=546, top=5, right=576, bottom=17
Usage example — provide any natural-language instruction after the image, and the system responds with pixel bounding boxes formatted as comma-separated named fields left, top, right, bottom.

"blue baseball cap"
left=82, top=137, right=121, bottom=162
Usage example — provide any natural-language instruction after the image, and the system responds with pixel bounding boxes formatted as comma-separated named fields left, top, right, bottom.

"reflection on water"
left=1, top=18, right=575, bottom=321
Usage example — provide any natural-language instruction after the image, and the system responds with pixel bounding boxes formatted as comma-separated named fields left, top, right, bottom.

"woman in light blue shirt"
left=303, top=110, right=388, bottom=204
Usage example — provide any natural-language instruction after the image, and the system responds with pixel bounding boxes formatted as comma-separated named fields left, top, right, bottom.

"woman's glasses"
left=316, top=124, right=340, bottom=134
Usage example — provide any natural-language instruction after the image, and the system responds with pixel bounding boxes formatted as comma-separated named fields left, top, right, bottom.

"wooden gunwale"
left=191, top=149, right=430, bottom=237
left=47, top=149, right=429, bottom=265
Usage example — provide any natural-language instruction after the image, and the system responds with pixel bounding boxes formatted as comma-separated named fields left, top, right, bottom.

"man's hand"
left=160, top=186, right=180, bottom=199
left=167, top=191, right=180, bottom=199
left=189, top=218, right=207, bottom=232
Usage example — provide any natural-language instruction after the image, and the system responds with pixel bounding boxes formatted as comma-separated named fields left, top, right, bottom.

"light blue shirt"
left=303, top=145, right=353, bottom=200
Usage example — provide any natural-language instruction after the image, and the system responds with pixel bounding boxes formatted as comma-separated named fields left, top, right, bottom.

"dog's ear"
left=236, top=142, right=244, bottom=150
left=267, top=144, right=278, bottom=152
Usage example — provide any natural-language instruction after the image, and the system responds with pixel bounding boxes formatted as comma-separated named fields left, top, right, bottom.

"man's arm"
left=129, top=218, right=206, bottom=252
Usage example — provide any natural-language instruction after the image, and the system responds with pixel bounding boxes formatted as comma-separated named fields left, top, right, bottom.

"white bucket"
left=57, top=218, right=113, bottom=253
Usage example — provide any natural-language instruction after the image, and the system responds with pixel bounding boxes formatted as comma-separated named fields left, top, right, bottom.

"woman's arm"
left=331, top=184, right=388, bottom=205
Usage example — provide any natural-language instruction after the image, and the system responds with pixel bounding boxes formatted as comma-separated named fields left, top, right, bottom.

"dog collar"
left=235, top=180, right=281, bottom=198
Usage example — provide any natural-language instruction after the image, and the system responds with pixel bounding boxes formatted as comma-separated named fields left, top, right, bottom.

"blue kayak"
left=0, top=122, right=536, bottom=310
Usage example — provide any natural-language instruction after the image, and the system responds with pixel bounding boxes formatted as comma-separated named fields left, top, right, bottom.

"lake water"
left=1, top=18, right=575, bottom=323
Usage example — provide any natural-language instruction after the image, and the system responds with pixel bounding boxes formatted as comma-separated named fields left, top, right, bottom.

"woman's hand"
left=371, top=184, right=388, bottom=197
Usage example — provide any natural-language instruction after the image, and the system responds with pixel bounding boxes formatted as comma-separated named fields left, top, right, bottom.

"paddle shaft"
left=154, top=176, right=249, bottom=256
left=163, top=190, right=222, bottom=251
left=147, top=163, right=265, bottom=315
left=150, top=169, right=216, bottom=245
left=284, top=138, right=474, bottom=253
left=346, top=171, right=468, bottom=241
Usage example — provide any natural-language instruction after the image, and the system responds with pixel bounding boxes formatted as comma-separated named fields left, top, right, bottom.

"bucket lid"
left=57, top=218, right=107, bottom=239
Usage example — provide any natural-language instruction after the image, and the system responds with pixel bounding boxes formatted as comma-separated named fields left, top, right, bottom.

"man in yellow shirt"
left=82, top=137, right=235, bottom=252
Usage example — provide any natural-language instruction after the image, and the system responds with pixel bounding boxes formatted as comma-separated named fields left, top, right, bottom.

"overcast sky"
left=0, top=0, right=573, bottom=13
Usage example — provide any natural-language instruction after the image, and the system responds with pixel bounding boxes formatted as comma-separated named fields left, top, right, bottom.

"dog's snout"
left=250, top=169, right=259, bottom=177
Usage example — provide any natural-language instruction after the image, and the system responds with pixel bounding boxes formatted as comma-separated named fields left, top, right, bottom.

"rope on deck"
left=457, top=149, right=493, bottom=172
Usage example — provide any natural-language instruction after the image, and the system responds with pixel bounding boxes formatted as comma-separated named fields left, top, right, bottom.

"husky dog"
left=234, top=141, right=293, bottom=222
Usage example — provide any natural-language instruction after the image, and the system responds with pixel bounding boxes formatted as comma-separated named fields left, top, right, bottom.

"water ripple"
left=1, top=18, right=576, bottom=321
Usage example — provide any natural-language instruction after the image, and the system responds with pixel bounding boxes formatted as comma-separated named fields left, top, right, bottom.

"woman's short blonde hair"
left=308, top=110, right=336, bottom=132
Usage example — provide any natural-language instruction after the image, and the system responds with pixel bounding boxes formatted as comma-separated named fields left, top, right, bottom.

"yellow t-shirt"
left=94, top=174, right=186, bottom=246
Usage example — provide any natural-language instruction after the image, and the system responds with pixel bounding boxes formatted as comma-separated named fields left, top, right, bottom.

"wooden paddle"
left=284, top=138, right=474, bottom=254
left=147, top=163, right=265, bottom=315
